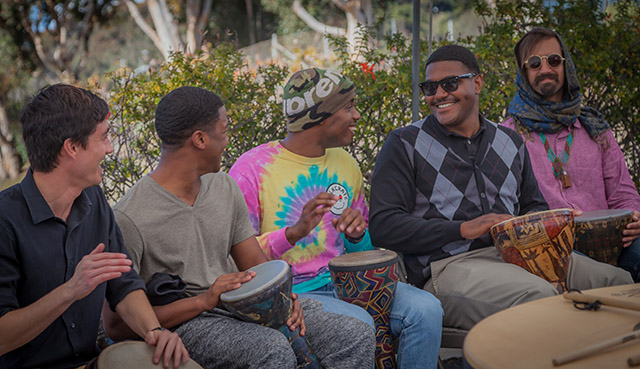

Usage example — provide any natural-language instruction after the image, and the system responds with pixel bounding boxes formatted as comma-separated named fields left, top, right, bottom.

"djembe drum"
left=97, top=341, right=203, bottom=369
left=574, top=209, right=634, bottom=265
left=220, top=260, right=321, bottom=369
left=329, top=250, right=399, bottom=369
left=490, top=209, right=575, bottom=292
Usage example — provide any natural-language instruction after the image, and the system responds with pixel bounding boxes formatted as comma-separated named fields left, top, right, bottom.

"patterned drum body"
left=329, top=250, right=399, bottom=369
left=490, top=209, right=575, bottom=292
left=574, top=209, right=633, bottom=265
left=221, top=260, right=321, bottom=369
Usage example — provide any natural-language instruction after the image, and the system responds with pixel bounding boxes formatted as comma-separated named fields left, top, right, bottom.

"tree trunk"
left=245, top=0, right=256, bottom=45
left=0, top=101, right=23, bottom=180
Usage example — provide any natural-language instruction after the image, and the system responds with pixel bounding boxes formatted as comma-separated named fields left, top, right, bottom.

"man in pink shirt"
left=503, top=27, right=640, bottom=281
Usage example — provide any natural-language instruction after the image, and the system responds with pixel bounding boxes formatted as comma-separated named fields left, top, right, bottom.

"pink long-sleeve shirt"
left=502, top=117, right=640, bottom=212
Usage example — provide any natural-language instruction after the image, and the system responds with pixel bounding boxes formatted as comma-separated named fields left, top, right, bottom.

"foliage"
left=469, top=0, right=640, bottom=185
left=0, top=0, right=119, bottom=81
left=101, top=0, right=640, bottom=203
left=101, top=45, right=289, bottom=201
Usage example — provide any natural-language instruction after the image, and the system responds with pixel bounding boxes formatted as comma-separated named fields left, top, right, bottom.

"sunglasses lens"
left=441, top=78, right=459, bottom=93
left=548, top=54, right=563, bottom=67
left=527, top=56, right=542, bottom=69
left=421, top=82, right=438, bottom=96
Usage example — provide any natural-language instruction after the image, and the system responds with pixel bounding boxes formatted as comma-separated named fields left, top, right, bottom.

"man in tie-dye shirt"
left=230, top=68, right=444, bottom=369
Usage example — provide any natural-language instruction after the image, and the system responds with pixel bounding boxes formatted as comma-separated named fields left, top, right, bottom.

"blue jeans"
left=300, top=282, right=443, bottom=369
left=618, top=237, right=640, bottom=282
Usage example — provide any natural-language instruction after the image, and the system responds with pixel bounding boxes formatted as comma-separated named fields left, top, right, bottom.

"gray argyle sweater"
left=369, top=115, right=548, bottom=287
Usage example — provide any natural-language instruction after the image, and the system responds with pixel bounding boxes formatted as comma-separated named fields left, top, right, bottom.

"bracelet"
left=151, top=326, right=166, bottom=332
left=345, top=232, right=365, bottom=243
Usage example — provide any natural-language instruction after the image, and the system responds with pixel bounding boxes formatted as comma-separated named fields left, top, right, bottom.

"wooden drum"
left=329, top=250, right=399, bottom=369
left=490, top=209, right=575, bottom=292
left=220, top=260, right=321, bottom=369
left=574, top=209, right=634, bottom=265
left=97, top=341, right=203, bottom=369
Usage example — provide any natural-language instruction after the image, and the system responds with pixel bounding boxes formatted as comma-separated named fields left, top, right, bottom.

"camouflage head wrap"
left=282, top=68, right=355, bottom=132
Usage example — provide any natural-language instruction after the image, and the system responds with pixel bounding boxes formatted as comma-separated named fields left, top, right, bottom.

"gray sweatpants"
left=425, top=247, right=633, bottom=330
left=174, top=297, right=375, bottom=369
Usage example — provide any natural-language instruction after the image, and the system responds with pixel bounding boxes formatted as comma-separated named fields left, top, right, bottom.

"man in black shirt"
left=0, top=84, right=189, bottom=368
left=369, top=45, right=632, bottom=330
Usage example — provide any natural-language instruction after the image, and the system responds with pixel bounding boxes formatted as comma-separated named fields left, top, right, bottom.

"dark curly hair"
left=425, top=44, right=481, bottom=74
left=155, top=86, right=225, bottom=148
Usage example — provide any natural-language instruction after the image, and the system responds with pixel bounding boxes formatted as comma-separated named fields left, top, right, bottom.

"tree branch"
left=123, top=0, right=168, bottom=59
left=292, top=0, right=346, bottom=36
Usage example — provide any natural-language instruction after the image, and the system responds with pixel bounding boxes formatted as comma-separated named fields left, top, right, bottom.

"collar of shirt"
left=20, top=169, right=92, bottom=227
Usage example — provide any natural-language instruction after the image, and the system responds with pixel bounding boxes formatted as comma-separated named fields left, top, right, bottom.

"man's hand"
left=285, top=193, right=337, bottom=244
left=622, top=211, right=640, bottom=248
left=144, top=328, right=190, bottom=369
left=331, top=208, right=366, bottom=241
left=460, top=213, right=513, bottom=240
left=65, top=243, right=132, bottom=301
left=198, top=271, right=256, bottom=311
left=286, top=293, right=306, bottom=336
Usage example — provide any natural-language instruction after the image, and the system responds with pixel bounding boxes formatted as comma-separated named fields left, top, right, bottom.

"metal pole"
left=428, top=0, right=434, bottom=57
left=411, top=0, right=421, bottom=123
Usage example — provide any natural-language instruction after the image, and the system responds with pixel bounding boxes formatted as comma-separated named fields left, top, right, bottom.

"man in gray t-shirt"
left=102, top=86, right=375, bottom=369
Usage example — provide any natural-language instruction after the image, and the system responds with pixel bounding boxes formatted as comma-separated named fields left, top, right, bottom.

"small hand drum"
left=329, top=250, right=399, bottom=369
left=574, top=209, right=634, bottom=265
left=97, top=341, right=203, bottom=369
left=220, top=260, right=321, bottom=369
left=490, top=209, right=575, bottom=292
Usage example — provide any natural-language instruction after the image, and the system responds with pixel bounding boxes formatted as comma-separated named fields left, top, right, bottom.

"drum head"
left=328, top=250, right=399, bottom=272
left=98, top=341, right=202, bottom=369
left=220, top=260, right=289, bottom=303
left=490, top=208, right=574, bottom=230
left=575, top=209, right=632, bottom=222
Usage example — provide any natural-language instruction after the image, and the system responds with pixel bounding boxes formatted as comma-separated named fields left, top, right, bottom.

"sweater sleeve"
left=229, top=165, right=295, bottom=260
left=369, top=131, right=465, bottom=256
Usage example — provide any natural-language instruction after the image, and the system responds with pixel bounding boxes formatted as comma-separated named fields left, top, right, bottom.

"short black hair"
left=21, top=84, right=109, bottom=173
left=155, top=86, right=224, bottom=147
left=425, top=44, right=480, bottom=74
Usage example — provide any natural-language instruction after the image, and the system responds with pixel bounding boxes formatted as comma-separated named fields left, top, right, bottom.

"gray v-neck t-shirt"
left=114, top=172, right=256, bottom=296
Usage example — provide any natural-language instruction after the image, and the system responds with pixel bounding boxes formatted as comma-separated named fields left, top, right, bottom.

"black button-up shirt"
left=0, top=170, right=144, bottom=369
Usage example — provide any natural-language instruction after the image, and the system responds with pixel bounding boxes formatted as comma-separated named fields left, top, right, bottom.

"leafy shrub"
left=101, top=0, right=640, bottom=203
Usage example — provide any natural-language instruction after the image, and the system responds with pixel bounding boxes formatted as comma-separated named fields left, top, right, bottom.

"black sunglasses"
left=524, top=53, right=565, bottom=70
left=419, top=73, right=477, bottom=96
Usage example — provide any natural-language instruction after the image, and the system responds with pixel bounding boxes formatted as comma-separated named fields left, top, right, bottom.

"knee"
left=261, top=333, right=297, bottom=367
left=514, top=279, right=558, bottom=304
left=394, top=284, right=443, bottom=331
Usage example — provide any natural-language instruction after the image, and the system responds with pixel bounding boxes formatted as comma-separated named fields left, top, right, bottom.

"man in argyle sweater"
left=369, top=44, right=632, bottom=330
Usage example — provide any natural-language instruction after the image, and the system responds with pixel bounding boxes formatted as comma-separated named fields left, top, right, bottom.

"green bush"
left=101, top=0, right=640, bottom=203
left=470, top=0, right=640, bottom=185
left=102, top=45, right=289, bottom=202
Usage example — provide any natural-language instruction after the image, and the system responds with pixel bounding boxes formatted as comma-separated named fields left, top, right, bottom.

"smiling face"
left=73, top=118, right=113, bottom=187
left=424, top=60, right=483, bottom=135
left=524, top=37, right=565, bottom=103
left=319, top=99, right=361, bottom=148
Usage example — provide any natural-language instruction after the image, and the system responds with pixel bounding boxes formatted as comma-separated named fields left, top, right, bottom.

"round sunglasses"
left=418, top=73, right=477, bottom=96
left=524, top=53, right=565, bottom=70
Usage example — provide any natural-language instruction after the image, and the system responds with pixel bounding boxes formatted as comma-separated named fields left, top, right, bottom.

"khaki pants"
left=425, top=247, right=633, bottom=330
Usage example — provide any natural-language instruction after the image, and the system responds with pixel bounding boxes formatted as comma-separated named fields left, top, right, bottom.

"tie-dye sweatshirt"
left=229, top=141, right=373, bottom=292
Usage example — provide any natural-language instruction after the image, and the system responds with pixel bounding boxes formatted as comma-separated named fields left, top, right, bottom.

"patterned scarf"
left=508, top=30, right=610, bottom=139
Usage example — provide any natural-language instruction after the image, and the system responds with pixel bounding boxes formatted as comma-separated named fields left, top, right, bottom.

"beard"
left=534, top=73, right=562, bottom=99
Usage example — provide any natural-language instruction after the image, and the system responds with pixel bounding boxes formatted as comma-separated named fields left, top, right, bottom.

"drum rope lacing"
left=567, top=289, right=603, bottom=311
